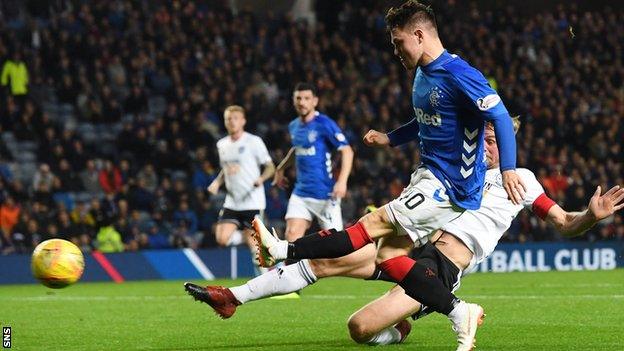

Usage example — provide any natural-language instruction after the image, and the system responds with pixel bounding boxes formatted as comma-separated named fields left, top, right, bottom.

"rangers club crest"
left=429, top=86, right=443, bottom=107
left=308, top=130, right=318, bottom=143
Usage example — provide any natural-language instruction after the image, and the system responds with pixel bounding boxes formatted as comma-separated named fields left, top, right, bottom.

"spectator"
left=56, top=159, right=84, bottom=192
left=43, top=222, right=59, bottom=241
left=98, top=160, right=123, bottom=194
left=70, top=200, right=96, bottom=229
left=96, top=225, right=124, bottom=253
left=136, top=163, right=159, bottom=193
left=172, top=200, right=198, bottom=235
left=145, top=222, right=171, bottom=249
left=1, top=51, right=29, bottom=98
left=192, top=160, right=217, bottom=191
left=57, top=210, right=80, bottom=243
left=80, top=159, right=102, bottom=194
left=0, top=196, right=20, bottom=236
left=32, top=163, right=55, bottom=191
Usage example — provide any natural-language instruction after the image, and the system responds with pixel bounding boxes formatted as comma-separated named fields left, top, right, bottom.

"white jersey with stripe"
left=441, top=168, right=548, bottom=264
left=217, top=132, right=272, bottom=211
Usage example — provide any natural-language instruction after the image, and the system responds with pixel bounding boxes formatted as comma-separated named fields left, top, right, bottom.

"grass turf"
left=1, top=269, right=623, bottom=350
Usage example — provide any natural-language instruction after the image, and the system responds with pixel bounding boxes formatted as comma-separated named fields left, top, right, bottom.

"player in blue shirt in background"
left=272, top=83, right=354, bottom=243
left=250, top=2, right=527, bottom=350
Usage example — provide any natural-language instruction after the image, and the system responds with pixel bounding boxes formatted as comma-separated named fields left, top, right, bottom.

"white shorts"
left=384, top=167, right=464, bottom=246
left=285, top=194, right=344, bottom=230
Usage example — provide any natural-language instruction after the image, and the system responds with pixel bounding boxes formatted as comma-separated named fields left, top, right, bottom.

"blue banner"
left=475, top=241, right=624, bottom=273
left=2, top=242, right=622, bottom=285
left=0, top=247, right=257, bottom=285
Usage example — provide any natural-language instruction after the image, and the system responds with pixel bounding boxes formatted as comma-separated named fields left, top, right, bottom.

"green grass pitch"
left=1, top=270, right=623, bottom=350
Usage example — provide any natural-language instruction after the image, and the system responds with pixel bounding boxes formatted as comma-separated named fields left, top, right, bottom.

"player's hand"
left=272, top=170, right=289, bottom=189
left=332, top=180, right=347, bottom=199
left=207, top=182, right=220, bottom=195
left=588, top=185, right=624, bottom=221
left=253, top=178, right=264, bottom=187
left=363, top=130, right=390, bottom=147
left=502, top=170, right=526, bottom=205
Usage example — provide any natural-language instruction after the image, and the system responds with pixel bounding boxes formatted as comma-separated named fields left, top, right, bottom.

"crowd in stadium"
left=0, top=0, right=622, bottom=254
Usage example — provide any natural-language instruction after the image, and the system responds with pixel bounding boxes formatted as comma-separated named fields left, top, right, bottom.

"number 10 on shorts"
left=400, top=191, right=425, bottom=210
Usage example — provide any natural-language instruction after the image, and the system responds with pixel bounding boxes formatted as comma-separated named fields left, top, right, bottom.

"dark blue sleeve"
left=387, top=118, right=419, bottom=147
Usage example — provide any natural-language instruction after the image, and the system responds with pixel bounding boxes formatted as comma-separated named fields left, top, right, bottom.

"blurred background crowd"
left=0, top=0, right=622, bottom=254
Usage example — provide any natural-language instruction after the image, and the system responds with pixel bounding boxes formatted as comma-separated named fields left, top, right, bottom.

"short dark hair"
left=385, top=1, right=437, bottom=32
left=294, top=82, right=317, bottom=96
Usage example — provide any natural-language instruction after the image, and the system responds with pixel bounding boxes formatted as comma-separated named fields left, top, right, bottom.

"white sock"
left=230, top=259, right=317, bottom=304
left=366, top=327, right=402, bottom=346
left=271, top=240, right=289, bottom=260
left=448, top=300, right=468, bottom=325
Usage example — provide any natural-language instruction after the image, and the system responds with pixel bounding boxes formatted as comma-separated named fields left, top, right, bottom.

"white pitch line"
left=302, top=294, right=624, bottom=300
left=2, top=294, right=623, bottom=302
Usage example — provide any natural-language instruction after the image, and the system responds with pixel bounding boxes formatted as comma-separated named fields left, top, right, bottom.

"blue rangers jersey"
left=388, top=50, right=516, bottom=210
left=289, top=112, right=349, bottom=200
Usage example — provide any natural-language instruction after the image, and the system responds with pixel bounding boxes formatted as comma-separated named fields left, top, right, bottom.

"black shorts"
left=409, top=242, right=461, bottom=320
left=218, top=208, right=262, bottom=230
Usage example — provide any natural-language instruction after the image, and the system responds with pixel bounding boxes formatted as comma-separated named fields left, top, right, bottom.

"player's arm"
left=272, top=147, right=295, bottom=188
left=253, top=138, right=276, bottom=187
left=254, top=161, right=276, bottom=187
left=207, top=170, right=224, bottom=195
left=324, top=118, right=353, bottom=198
left=541, top=186, right=624, bottom=237
left=453, top=68, right=526, bottom=204
left=486, top=113, right=526, bottom=204
left=364, top=118, right=419, bottom=147
left=332, top=145, right=354, bottom=198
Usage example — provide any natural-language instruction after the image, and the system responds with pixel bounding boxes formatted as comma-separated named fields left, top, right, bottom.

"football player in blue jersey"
left=272, top=83, right=354, bottom=242
left=251, top=2, right=524, bottom=349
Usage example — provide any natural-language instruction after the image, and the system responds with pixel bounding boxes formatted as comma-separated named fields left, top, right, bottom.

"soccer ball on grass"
left=31, top=239, right=85, bottom=288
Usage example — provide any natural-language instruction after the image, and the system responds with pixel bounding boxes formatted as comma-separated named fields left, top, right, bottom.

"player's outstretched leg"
left=251, top=217, right=376, bottom=267
left=184, top=282, right=241, bottom=319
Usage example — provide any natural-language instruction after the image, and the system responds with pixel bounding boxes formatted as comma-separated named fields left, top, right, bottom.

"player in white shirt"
left=345, top=121, right=624, bottom=347
left=207, top=105, right=275, bottom=271
left=186, top=119, right=624, bottom=350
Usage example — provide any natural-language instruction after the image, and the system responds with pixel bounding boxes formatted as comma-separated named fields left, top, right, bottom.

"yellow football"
left=31, top=239, right=85, bottom=288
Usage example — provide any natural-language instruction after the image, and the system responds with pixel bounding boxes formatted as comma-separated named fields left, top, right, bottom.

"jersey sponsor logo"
left=414, top=107, right=442, bottom=126
left=476, top=94, right=501, bottom=111
left=308, top=130, right=318, bottom=143
left=429, top=86, right=443, bottom=107
left=295, top=146, right=316, bottom=156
